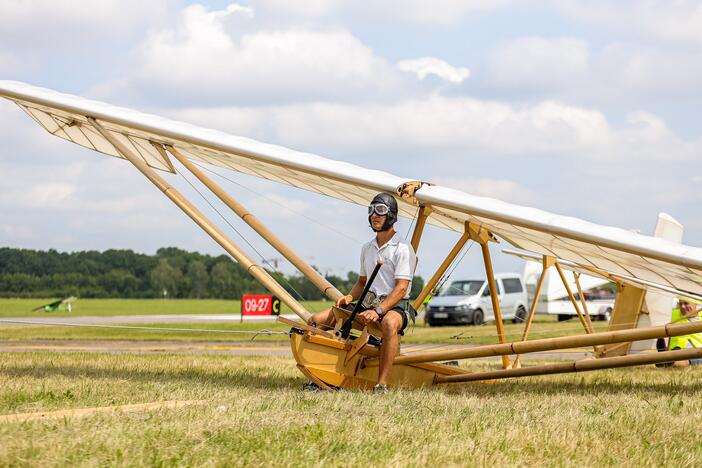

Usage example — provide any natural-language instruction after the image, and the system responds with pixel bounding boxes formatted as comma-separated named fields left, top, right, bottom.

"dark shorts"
left=344, top=300, right=415, bottom=336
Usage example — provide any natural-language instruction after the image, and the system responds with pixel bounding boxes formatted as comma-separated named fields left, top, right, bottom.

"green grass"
left=0, top=297, right=611, bottom=348
left=1, top=351, right=701, bottom=466
left=0, top=298, right=332, bottom=318
left=0, top=318, right=607, bottom=345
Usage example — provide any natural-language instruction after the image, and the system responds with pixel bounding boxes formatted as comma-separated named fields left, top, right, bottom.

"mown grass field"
left=1, top=351, right=701, bottom=466
left=0, top=298, right=607, bottom=344
left=0, top=319, right=607, bottom=345
left=0, top=298, right=332, bottom=318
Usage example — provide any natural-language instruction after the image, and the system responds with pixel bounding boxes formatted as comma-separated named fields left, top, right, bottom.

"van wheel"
left=600, top=308, right=612, bottom=322
left=472, top=309, right=484, bottom=326
left=558, top=314, right=571, bottom=322
left=512, top=306, right=527, bottom=323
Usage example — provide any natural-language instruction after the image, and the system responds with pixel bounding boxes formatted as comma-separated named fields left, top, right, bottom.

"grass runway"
left=1, top=298, right=701, bottom=465
left=0, top=298, right=608, bottom=344
left=1, top=352, right=701, bottom=466
left=0, top=298, right=332, bottom=318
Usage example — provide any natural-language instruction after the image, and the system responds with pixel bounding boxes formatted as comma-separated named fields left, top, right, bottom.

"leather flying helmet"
left=368, top=192, right=398, bottom=232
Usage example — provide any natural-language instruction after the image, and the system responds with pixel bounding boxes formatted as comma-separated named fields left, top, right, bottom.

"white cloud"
left=252, top=0, right=513, bottom=24
left=397, top=57, right=470, bottom=84
left=382, top=0, right=513, bottom=24
left=429, top=177, right=537, bottom=205
left=27, top=183, right=76, bottom=208
left=484, top=35, right=702, bottom=98
left=487, top=37, right=590, bottom=88
left=557, top=0, right=702, bottom=45
left=596, top=43, right=702, bottom=91
left=251, top=0, right=340, bottom=19
left=102, top=3, right=405, bottom=105
left=0, top=0, right=170, bottom=48
left=168, top=95, right=700, bottom=162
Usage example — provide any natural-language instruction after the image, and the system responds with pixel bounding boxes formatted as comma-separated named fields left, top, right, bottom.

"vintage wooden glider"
left=2, top=80, right=702, bottom=389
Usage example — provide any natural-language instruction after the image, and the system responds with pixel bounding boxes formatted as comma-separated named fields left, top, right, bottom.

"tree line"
left=0, top=247, right=424, bottom=300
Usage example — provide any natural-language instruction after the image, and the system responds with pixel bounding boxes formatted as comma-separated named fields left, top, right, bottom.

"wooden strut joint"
left=344, top=327, right=370, bottom=365
left=554, top=262, right=594, bottom=335
left=376, top=316, right=702, bottom=366
left=467, top=222, right=494, bottom=245
left=166, top=144, right=342, bottom=302
left=87, top=117, right=311, bottom=322
left=396, top=180, right=431, bottom=206
left=513, top=255, right=555, bottom=368
left=149, top=141, right=176, bottom=174
left=412, top=223, right=471, bottom=310
left=410, top=205, right=433, bottom=253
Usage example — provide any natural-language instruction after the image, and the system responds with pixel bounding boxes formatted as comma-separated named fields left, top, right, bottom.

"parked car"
left=425, top=274, right=528, bottom=326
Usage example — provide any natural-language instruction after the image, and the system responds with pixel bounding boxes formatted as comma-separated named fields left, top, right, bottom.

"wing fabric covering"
left=502, top=249, right=702, bottom=302
left=1, top=80, right=701, bottom=296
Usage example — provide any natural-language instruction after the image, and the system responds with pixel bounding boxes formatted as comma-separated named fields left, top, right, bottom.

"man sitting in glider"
left=308, top=192, right=417, bottom=392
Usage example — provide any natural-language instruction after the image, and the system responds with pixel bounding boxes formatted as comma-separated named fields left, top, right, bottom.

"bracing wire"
left=174, top=166, right=311, bottom=306
left=192, top=161, right=363, bottom=245
left=432, top=241, right=475, bottom=297
left=405, top=205, right=419, bottom=240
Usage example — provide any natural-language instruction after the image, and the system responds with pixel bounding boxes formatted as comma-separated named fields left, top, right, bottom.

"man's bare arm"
left=349, top=276, right=367, bottom=300
left=377, top=279, right=410, bottom=313
left=336, top=276, right=367, bottom=307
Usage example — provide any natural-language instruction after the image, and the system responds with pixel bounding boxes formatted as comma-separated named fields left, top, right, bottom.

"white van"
left=425, top=273, right=528, bottom=326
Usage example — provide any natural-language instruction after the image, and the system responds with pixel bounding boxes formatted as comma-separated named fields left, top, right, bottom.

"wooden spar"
left=554, top=262, right=593, bottom=334
left=476, top=228, right=510, bottom=368
left=435, top=347, right=702, bottom=384
left=87, top=118, right=311, bottom=322
left=412, top=226, right=470, bottom=310
left=410, top=205, right=432, bottom=253
left=513, top=255, right=554, bottom=368
left=573, top=271, right=595, bottom=331
left=366, top=319, right=702, bottom=366
left=166, top=145, right=342, bottom=302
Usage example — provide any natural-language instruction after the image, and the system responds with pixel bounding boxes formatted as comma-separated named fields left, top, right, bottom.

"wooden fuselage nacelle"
left=288, top=306, right=466, bottom=390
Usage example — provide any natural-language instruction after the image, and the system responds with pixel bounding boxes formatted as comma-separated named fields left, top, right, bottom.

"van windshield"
left=438, top=280, right=484, bottom=297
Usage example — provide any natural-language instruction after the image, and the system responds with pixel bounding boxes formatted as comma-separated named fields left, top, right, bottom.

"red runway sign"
left=241, top=294, right=281, bottom=318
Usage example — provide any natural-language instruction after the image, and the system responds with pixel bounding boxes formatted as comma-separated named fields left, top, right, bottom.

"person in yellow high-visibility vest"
left=667, top=299, right=702, bottom=367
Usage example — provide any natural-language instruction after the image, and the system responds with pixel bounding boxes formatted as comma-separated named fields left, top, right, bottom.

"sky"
left=0, top=0, right=701, bottom=286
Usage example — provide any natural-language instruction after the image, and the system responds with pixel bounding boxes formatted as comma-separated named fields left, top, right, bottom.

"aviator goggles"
left=368, top=203, right=390, bottom=216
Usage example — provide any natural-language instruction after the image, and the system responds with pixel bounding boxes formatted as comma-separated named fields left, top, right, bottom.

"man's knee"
left=308, top=309, right=334, bottom=327
left=381, top=311, right=403, bottom=335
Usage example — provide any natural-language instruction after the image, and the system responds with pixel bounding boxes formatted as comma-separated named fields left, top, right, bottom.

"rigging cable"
left=405, top=205, right=419, bottom=240
left=174, top=166, right=311, bottom=306
left=192, top=161, right=363, bottom=245
left=433, top=240, right=475, bottom=296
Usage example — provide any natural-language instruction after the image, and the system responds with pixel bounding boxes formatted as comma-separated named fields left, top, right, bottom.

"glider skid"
left=282, top=308, right=466, bottom=390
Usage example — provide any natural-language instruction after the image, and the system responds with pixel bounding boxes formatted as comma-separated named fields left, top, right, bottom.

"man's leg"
left=377, top=310, right=404, bottom=385
left=307, top=308, right=337, bottom=330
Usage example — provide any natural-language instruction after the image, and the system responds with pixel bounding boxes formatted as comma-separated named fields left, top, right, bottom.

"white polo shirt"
left=360, top=232, right=416, bottom=299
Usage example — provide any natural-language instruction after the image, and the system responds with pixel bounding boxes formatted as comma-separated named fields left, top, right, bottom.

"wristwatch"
left=374, top=306, right=385, bottom=318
